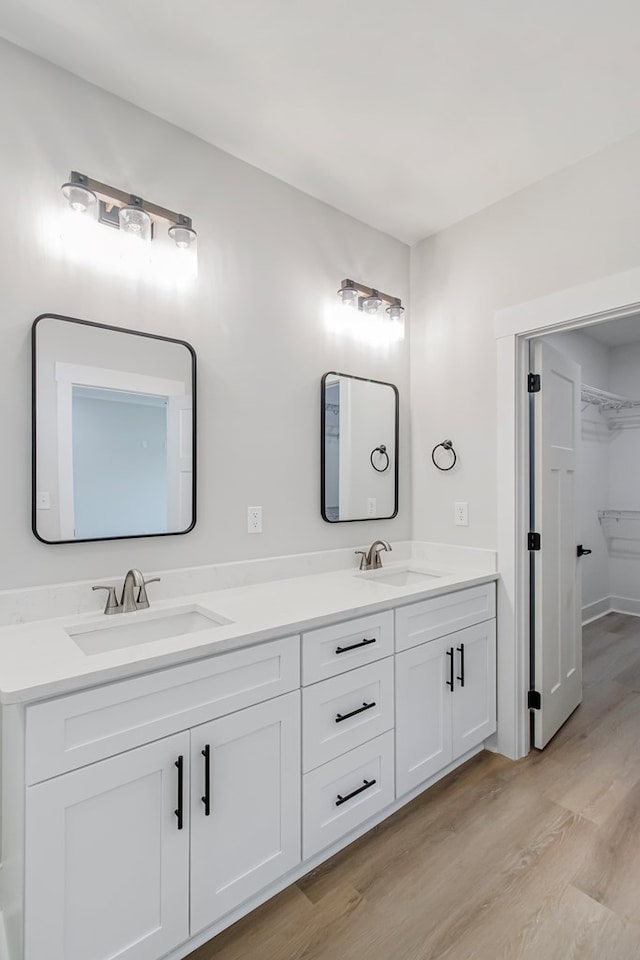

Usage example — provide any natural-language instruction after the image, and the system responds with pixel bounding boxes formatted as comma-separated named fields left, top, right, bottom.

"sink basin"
left=357, top=566, right=442, bottom=587
left=66, top=605, right=232, bottom=656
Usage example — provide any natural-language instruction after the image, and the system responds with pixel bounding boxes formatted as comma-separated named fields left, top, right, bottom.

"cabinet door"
left=190, top=691, right=301, bottom=935
left=452, top=619, right=496, bottom=759
left=25, top=732, right=190, bottom=960
left=395, top=637, right=453, bottom=796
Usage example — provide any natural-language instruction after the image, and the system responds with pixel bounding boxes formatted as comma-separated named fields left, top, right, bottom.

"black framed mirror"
left=321, top=371, right=398, bottom=522
left=32, top=314, right=196, bottom=543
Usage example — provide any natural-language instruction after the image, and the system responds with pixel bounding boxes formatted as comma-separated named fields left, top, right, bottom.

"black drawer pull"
left=446, top=648, right=454, bottom=692
left=457, top=643, right=465, bottom=687
left=336, top=778, right=377, bottom=807
left=174, top=755, right=184, bottom=830
left=201, top=744, right=211, bottom=816
left=335, top=637, right=376, bottom=655
left=335, top=701, right=376, bottom=723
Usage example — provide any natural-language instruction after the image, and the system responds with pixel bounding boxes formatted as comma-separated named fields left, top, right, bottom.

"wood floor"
left=186, top=613, right=640, bottom=960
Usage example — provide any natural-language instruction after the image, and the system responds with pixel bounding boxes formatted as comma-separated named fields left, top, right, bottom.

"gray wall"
left=410, top=128, right=640, bottom=551
left=0, top=39, right=411, bottom=588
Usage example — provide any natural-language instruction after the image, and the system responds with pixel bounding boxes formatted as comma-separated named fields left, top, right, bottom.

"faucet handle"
left=354, top=550, right=368, bottom=571
left=137, top=576, right=161, bottom=610
left=92, top=585, right=119, bottom=615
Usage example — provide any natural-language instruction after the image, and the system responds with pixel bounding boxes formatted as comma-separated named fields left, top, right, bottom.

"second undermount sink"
left=356, top=566, right=443, bottom=587
left=66, top=605, right=232, bottom=656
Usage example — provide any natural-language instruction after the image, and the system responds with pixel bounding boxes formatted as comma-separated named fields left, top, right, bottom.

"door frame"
left=495, top=266, right=640, bottom=761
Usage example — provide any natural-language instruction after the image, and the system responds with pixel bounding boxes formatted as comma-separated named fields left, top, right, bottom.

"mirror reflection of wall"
left=321, top=372, right=398, bottom=522
left=33, top=315, right=196, bottom=544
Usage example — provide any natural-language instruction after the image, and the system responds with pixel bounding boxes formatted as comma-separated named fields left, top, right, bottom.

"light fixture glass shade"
left=61, top=182, right=97, bottom=213
left=168, top=224, right=197, bottom=249
left=119, top=205, right=152, bottom=241
left=362, top=294, right=382, bottom=315
left=386, top=301, right=405, bottom=320
left=337, top=281, right=359, bottom=307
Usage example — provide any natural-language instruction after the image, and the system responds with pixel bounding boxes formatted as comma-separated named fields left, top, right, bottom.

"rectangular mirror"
left=321, top=372, right=398, bottom=522
left=33, top=314, right=196, bottom=543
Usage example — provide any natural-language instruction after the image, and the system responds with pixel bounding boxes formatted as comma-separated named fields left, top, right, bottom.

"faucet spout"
left=362, top=540, right=392, bottom=570
left=121, top=569, right=145, bottom=613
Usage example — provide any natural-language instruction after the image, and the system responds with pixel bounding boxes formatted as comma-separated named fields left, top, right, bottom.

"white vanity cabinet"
left=21, top=637, right=301, bottom=960
left=395, top=585, right=496, bottom=797
left=6, top=577, right=499, bottom=960
left=25, top=731, right=190, bottom=960
left=189, top=692, right=300, bottom=935
left=301, top=612, right=396, bottom=859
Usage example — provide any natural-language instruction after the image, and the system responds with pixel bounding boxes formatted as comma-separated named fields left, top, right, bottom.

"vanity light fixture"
left=337, top=279, right=406, bottom=321
left=60, top=171, right=197, bottom=248
left=335, top=278, right=406, bottom=342
left=61, top=173, right=97, bottom=213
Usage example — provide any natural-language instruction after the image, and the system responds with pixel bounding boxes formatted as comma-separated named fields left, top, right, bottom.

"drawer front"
left=302, top=730, right=395, bottom=860
left=302, top=611, right=394, bottom=685
left=26, top=635, right=300, bottom=785
left=302, top=658, right=394, bottom=772
left=395, top=583, right=496, bottom=652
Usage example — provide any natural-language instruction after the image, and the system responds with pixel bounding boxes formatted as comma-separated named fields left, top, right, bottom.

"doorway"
left=495, top=265, right=640, bottom=762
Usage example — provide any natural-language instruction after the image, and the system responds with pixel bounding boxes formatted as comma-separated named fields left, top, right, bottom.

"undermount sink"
left=357, top=566, right=442, bottom=587
left=66, top=605, right=232, bottom=656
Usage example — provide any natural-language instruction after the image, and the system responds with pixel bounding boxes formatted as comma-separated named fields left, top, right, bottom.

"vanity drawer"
left=302, top=658, right=394, bottom=772
left=302, top=611, right=394, bottom=685
left=395, top=583, right=496, bottom=652
left=26, top=635, right=300, bottom=785
left=302, top=730, right=395, bottom=860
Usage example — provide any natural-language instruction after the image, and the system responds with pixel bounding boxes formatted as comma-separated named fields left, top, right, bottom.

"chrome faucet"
left=92, top=569, right=161, bottom=615
left=355, top=540, right=392, bottom=571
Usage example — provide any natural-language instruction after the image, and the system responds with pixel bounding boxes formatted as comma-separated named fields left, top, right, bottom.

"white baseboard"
left=610, top=596, right=640, bottom=618
left=582, top=597, right=611, bottom=625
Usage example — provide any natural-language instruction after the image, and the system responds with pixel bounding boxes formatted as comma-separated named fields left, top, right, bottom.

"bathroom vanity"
left=0, top=563, right=497, bottom=960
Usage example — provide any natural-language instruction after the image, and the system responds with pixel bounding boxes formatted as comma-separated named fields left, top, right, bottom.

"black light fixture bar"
left=67, top=171, right=193, bottom=229
left=338, top=278, right=401, bottom=310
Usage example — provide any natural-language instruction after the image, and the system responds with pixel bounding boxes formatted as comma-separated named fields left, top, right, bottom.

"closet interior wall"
left=544, top=330, right=640, bottom=622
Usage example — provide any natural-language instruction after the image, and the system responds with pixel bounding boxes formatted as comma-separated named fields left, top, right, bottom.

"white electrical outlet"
left=454, top=501, right=469, bottom=526
left=367, top=497, right=377, bottom=518
left=247, top=506, right=262, bottom=534
left=36, top=492, right=51, bottom=510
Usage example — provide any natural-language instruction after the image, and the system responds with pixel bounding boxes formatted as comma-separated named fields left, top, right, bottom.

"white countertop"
left=0, top=561, right=498, bottom=705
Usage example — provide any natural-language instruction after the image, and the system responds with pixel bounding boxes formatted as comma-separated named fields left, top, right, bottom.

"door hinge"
left=528, top=373, right=541, bottom=393
left=528, top=690, right=541, bottom=710
left=528, top=532, right=541, bottom=551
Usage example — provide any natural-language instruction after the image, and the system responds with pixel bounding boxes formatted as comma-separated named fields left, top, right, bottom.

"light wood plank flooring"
left=187, top=613, right=640, bottom=960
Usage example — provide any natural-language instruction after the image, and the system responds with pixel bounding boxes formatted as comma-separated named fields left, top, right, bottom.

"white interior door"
left=167, top=395, right=193, bottom=530
left=531, top=339, right=582, bottom=748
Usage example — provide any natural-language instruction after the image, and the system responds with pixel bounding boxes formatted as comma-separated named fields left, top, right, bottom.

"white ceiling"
left=2, top=0, right=640, bottom=243
left=583, top=314, right=640, bottom=348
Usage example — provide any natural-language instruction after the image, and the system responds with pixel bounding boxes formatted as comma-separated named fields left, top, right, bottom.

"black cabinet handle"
left=336, top=778, right=377, bottom=807
left=446, top=648, right=454, bottom=691
left=335, top=637, right=376, bottom=655
left=457, top=643, right=465, bottom=687
left=201, top=745, right=211, bottom=816
left=577, top=545, right=592, bottom=557
left=335, top=701, right=376, bottom=724
left=174, top=755, right=184, bottom=830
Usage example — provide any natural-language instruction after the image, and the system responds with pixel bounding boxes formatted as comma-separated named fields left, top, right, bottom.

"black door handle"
left=335, top=701, right=376, bottom=723
left=335, top=637, right=376, bottom=654
left=201, top=745, right=211, bottom=816
left=577, top=545, right=592, bottom=557
left=175, top=756, right=184, bottom=830
left=335, top=778, right=377, bottom=807
left=446, top=648, right=454, bottom=692
left=456, top=643, right=465, bottom=687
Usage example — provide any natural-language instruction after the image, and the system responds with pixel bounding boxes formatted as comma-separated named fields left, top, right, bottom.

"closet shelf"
left=582, top=384, right=640, bottom=428
left=598, top=510, right=640, bottom=521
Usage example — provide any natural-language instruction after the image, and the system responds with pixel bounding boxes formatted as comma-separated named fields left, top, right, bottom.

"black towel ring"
left=431, top=439, right=457, bottom=471
left=370, top=444, right=390, bottom=473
